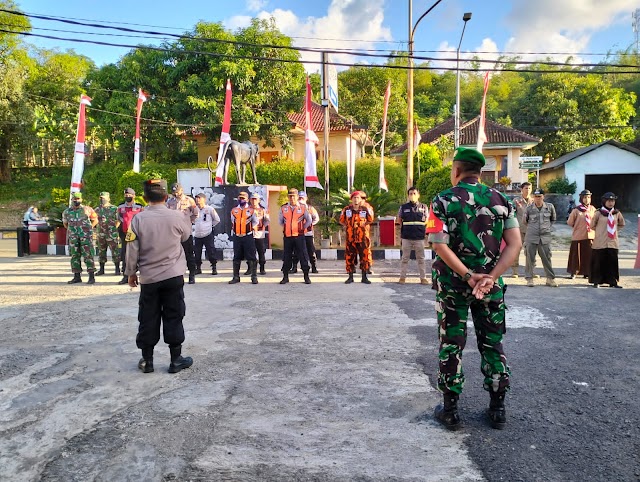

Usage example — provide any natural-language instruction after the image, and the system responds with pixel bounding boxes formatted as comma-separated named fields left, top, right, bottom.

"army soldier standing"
left=339, top=190, right=374, bottom=284
left=229, top=191, right=259, bottom=284
left=426, top=147, right=521, bottom=431
left=63, top=192, right=99, bottom=284
left=94, top=192, right=121, bottom=276
left=167, top=183, right=199, bottom=284
left=117, top=188, right=143, bottom=285
left=125, top=179, right=194, bottom=374
left=523, top=188, right=558, bottom=287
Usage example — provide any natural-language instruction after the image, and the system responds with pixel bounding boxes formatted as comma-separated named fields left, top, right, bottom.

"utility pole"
left=321, top=52, right=330, bottom=207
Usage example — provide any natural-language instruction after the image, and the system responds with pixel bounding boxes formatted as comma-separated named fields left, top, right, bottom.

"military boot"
left=87, top=271, right=96, bottom=285
left=311, top=261, right=319, bottom=274
left=361, top=271, right=371, bottom=284
left=434, top=393, right=462, bottom=431
left=211, top=261, right=218, bottom=276
left=250, top=261, right=258, bottom=285
left=280, top=272, right=289, bottom=284
left=244, top=263, right=252, bottom=276
left=195, top=265, right=202, bottom=275
left=228, top=260, right=241, bottom=284
left=303, top=269, right=311, bottom=284
left=67, top=273, right=82, bottom=284
left=95, top=263, right=105, bottom=276
left=488, top=391, right=507, bottom=430
left=138, top=348, right=154, bottom=373
left=168, top=346, right=193, bottom=374
left=118, top=275, right=128, bottom=285
left=345, top=272, right=354, bottom=284
left=259, top=262, right=266, bottom=275
left=114, top=263, right=121, bottom=276
left=188, top=271, right=196, bottom=284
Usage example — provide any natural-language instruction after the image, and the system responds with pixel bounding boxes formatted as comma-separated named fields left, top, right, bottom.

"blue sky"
left=14, top=0, right=640, bottom=71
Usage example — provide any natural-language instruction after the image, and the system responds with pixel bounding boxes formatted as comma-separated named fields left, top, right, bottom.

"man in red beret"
left=339, top=190, right=374, bottom=284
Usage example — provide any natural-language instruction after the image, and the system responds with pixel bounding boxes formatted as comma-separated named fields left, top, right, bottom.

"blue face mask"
left=239, top=199, right=247, bottom=207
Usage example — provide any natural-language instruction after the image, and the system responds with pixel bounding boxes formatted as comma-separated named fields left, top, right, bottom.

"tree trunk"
left=0, top=136, right=12, bottom=183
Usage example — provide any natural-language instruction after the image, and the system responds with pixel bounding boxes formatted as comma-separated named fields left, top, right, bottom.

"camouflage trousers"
left=345, top=238, right=371, bottom=273
left=435, top=281, right=510, bottom=396
left=97, top=231, right=120, bottom=265
left=69, top=235, right=96, bottom=273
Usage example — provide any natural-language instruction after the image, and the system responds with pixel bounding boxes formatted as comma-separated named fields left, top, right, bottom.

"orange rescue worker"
left=229, top=191, right=259, bottom=285
left=361, top=191, right=374, bottom=274
left=340, top=190, right=374, bottom=284
left=279, top=188, right=313, bottom=285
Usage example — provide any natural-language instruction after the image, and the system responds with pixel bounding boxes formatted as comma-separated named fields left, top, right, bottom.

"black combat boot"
left=488, top=391, right=507, bottom=430
left=250, top=261, right=258, bottom=285
left=280, top=272, right=289, bottom=284
left=244, top=263, right=252, bottom=276
left=303, top=269, right=311, bottom=284
left=311, top=261, right=318, bottom=274
left=168, top=346, right=193, bottom=374
left=87, top=271, right=96, bottom=285
left=114, top=263, right=121, bottom=276
left=361, top=271, right=371, bottom=284
left=118, top=275, right=128, bottom=285
left=195, top=265, right=202, bottom=275
left=138, top=347, right=154, bottom=373
left=211, top=261, right=218, bottom=276
left=96, top=263, right=105, bottom=276
left=345, top=272, right=354, bottom=284
left=67, top=273, right=82, bottom=284
left=434, top=393, right=462, bottom=431
left=259, top=262, right=266, bottom=275
left=290, top=263, right=298, bottom=274
left=188, top=271, right=196, bottom=284
left=229, top=260, right=241, bottom=284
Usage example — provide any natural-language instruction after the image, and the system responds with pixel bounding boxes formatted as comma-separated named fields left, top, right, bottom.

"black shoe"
left=290, top=266, right=298, bottom=274
left=87, top=272, right=95, bottom=285
left=569, top=273, right=576, bottom=279
left=345, top=273, right=354, bottom=284
left=361, top=272, right=371, bottom=284
left=211, top=266, right=218, bottom=275
left=488, top=392, right=507, bottom=430
left=195, top=266, right=202, bottom=275
left=188, top=273, right=195, bottom=284
left=67, top=273, right=82, bottom=284
left=592, top=283, right=599, bottom=288
left=228, top=277, right=240, bottom=284
left=118, top=276, right=128, bottom=285
left=96, top=263, right=105, bottom=276
left=138, top=358, right=154, bottom=373
left=434, top=394, right=461, bottom=431
left=168, top=356, right=193, bottom=373
left=311, top=264, right=319, bottom=274
left=303, top=271, right=311, bottom=284
left=610, top=284, right=623, bottom=288
left=280, top=274, right=289, bottom=284
left=244, top=267, right=252, bottom=276
left=259, top=264, right=266, bottom=275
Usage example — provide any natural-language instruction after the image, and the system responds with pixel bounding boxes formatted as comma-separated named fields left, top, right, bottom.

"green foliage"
left=0, top=167, right=71, bottom=203
left=415, top=144, right=443, bottom=180
left=544, top=176, right=577, bottom=195
left=50, top=187, right=70, bottom=204
left=256, top=158, right=304, bottom=189
left=416, top=166, right=453, bottom=204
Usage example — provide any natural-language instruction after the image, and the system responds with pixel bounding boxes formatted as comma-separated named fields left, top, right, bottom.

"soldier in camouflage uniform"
left=94, top=192, right=121, bottom=276
left=426, top=147, right=522, bottom=431
left=63, top=192, right=99, bottom=284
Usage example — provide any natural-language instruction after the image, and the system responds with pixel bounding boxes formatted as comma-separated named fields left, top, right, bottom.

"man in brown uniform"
left=167, top=182, right=199, bottom=284
left=125, top=179, right=194, bottom=374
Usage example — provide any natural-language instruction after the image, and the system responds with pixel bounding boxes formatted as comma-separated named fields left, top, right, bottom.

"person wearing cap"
left=510, top=182, right=533, bottom=278
left=117, top=188, right=143, bottom=285
left=166, top=183, right=199, bottom=284
left=94, top=192, right=121, bottom=276
left=339, top=190, right=374, bottom=284
left=62, top=192, right=99, bottom=284
left=589, top=192, right=625, bottom=288
left=125, top=179, right=194, bottom=374
left=397, top=186, right=429, bottom=285
left=193, top=193, right=220, bottom=276
left=523, top=188, right=558, bottom=287
left=426, top=147, right=521, bottom=431
left=361, top=191, right=374, bottom=274
left=278, top=188, right=313, bottom=284
left=229, top=191, right=259, bottom=284
left=567, top=189, right=596, bottom=279
left=291, top=190, right=320, bottom=274
left=244, top=192, right=270, bottom=276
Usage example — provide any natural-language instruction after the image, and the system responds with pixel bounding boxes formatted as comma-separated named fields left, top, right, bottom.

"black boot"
left=280, top=272, right=289, bottom=284
left=229, top=260, right=241, bottom=284
left=303, top=269, right=311, bottom=284
left=290, top=264, right=298, bottom=274
left=118, top=275, right=128, bottom=285
left=168, top=346, right=193, bottom=374
left=250, top=261, right=258, bottom=285
left=138, top=347, right=154, bottom=373
left=87, top=271, right=96, bottom=285
left=361, top=271, right=371, bottom=284
left=67, top=273, right=82, bottom=284
left=311, top=262, right=318, bottom=274
left=244, top=263, right=252, bottom=276
left=434, top=393, right=462, bottom=431
left=195, top=265, right=202, bottom=275
left=345, top=272, right=354, bottom=284
left=96, top=263, right=105, bottom=276
left=188, top=271, right=196, bottom=284
left=211, top=261, right=218, bottom=276
left=259, top=262, right=266, bottom=275
left=488, top=391, right=507, bottom=430
left=114, top=263, right=121, bottom=276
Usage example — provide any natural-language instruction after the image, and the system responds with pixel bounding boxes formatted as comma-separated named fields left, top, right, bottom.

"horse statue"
left=209, top=140, right=259, bottom=185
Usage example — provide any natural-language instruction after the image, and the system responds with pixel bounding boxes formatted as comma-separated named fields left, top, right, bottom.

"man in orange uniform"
left=229, top=191, right=259, bottom=285
left=279, top=188, right=312, bottom=285
left=340, top=190, right=374, bottom=284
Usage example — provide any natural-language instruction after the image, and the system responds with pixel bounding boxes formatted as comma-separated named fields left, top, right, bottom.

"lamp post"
left=406, top=0, right=445, bottom=189
left=454, top=12, right=472, bottom=149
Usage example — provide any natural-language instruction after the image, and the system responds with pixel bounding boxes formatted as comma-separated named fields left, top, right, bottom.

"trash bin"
left=28, top=221, right=51, bottom=254
left=378, top=216, right=396, bottom=246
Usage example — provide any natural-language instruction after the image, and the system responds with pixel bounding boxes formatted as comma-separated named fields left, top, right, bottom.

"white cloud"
left=246, top=0, right=268, bottom=12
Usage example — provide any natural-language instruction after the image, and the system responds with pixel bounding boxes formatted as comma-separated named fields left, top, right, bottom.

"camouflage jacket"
left=94, top=204, right=119, bottom=234
left=62, top=205, right=97, bottom=238
left=427, top=178, right=518, bottom=288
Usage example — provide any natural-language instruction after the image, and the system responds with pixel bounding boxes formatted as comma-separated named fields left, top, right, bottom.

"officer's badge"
left=346, top=209, right=352, bottom=218
left=124, top=228, right=136, bottom=242
left=359, top=211, right=367, bottom=218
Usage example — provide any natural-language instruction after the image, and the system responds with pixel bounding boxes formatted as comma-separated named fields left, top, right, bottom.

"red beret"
left=350, top=190, right=364, bottom=199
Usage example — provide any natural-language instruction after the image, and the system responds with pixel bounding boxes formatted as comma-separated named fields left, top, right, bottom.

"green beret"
left=453, top=147, right=485, bottom=167
left=71, top=192, right=82, bottom=199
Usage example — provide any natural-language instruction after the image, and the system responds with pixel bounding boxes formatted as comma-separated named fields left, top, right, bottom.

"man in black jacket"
left=398, top=187, right=429, bottom=284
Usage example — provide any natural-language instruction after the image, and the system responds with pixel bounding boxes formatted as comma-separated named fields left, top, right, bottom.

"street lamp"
left=406, top=0, right=445, bottom=189
left=454, top=12, right=472, bottom=149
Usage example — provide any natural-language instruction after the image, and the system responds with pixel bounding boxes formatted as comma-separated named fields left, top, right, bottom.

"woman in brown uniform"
left=566, top=189, right=596, bottom=279
left=589, top=192, right=625, bottom=288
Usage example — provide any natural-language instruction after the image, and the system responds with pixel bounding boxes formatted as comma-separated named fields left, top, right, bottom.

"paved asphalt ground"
left=0, top=239, right=638, bottom=481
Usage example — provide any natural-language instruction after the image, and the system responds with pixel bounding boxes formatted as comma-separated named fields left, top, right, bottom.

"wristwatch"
left=462, top=270, right=473, bottom=281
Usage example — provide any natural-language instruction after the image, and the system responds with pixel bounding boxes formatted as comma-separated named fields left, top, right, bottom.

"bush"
left=416, top=166, right=453, bottom=204
left=544, top=176, right=576, bottom=195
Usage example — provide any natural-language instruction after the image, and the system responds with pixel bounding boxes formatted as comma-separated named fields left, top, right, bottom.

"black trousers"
left=254, top=237, right=266, bottom=265
left=283, top=236, right=309, bottom=272
left=293, top=236, right=316, bottom=266
left=136, top=275, right=186, bottom=351
left=182, top=235, right=196, bottom=273
left=194, top=232, right=216, bottom=267
left=119, top=231, right=127, bottom=271
left=233, top=235, right=257, bottom=262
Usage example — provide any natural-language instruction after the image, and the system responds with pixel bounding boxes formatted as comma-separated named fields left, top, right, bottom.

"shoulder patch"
left=426, top=205, right=445, bottom=233
left=124, top=228, right=137, bottom=242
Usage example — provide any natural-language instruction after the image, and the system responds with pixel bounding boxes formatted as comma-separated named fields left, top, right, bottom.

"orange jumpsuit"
left=340, top=203, right=374, bottom=273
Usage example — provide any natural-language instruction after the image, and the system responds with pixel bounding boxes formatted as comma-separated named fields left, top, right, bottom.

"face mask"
left=239, top=200, right=247, bottom=207
left=125, top=196, right=133, bottom=202
left=100, top=199, right=108, bottom=205
left=73, top=200, right=81, bottom=207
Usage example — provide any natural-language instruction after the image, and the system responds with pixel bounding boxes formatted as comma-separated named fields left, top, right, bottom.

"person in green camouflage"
left=426, top=147, right=522, bottom=431
left=63, top=192, right=99, bottom=284
left=94, top=192, right=121, bottom=276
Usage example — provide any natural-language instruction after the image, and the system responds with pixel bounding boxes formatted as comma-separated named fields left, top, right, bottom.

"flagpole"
left=322, top=52, right=330, bottom=204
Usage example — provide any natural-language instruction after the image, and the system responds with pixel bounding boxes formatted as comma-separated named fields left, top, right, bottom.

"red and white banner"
left=214, top=79, right=232, bottom=187
left=379, top=81, right=391, bottom=192
left=70, top=94, right=91, bottom=195
left=476, top=72, right=490, bottom=152
left=414, top=123, right=421, bottom=151
left=133, top=88, right=148, bottom=173
left=304, top=76, right=322, bottom=190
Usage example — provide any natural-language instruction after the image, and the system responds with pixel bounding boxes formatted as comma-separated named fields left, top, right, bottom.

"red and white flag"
left=304, top=76, right=322, bottom=190
left=414, top=123, right=421, bottom=151
left=215, top=79, right=232, bottom=187
left=379, top=81, right=391, bottom=192
left=133, top=88, right=148, bottom=173
left=70, top=94, right=91, bottom=195
left=476, top=72, right=490, bottom=152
